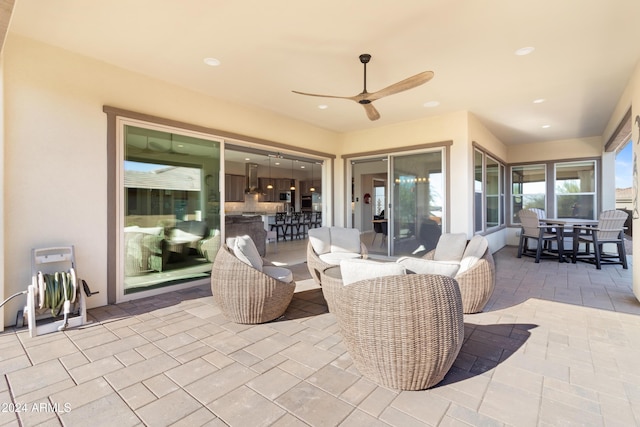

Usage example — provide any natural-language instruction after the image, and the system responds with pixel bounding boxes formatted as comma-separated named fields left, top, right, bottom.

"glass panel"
left=373, top=181, right=386, bottom=216
left=555, top=161, right=595, bottom=193
left=499, top=163, right=505, bottom=225
left=511, top=164, right=546, bottom=222
left=555, top=160, right=596, bottom=218
left=474, top=150, right=483, bottom=232
left=392, top=151, right=443, bottom=256
left=124, top=125, right=221, bottom=294
left=557, top=194, right=595, bottom=219
left=486, top=157, right=499, bottom=228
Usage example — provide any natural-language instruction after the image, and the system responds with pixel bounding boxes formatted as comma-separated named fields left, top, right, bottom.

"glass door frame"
left=346, top=145, right=448, bottom=257
left=115, top=117, right=224, bottom=303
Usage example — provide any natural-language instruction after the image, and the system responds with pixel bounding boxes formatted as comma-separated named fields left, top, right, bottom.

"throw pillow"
left=458, top=235, right=488, bottom=274
left=330, top=227, right=362, bottom=254
left=396, top=257, right=460, bottom=277
left=230, top=235, right=263, bottom=271
left=340, top=259, right=406, bottom=286
left=433, top=233, right=468, bottom=261
left=308, top=227, right=332, bottom=255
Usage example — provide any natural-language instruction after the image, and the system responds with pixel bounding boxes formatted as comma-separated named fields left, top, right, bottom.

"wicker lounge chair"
left=327, top=272, right=464, bottom=390
left=306, top=226, right=368, bottom=285
left=211, top=243, right=295, bottom=324
left=420, top=244, right=495, bottom=314
left=397, top=234, right=495, bottom=314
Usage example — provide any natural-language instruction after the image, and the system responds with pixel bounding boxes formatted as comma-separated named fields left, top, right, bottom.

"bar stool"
left=270, top=212, right=287, bottom=241
left=286, top=212, right=303, bottom=239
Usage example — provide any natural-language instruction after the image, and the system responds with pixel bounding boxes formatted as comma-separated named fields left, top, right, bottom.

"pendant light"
left=309, top=162, right=316, bottom=192
left=289, top=159, right=296, bottom=190
left=266, top=157, right=273, bottom=189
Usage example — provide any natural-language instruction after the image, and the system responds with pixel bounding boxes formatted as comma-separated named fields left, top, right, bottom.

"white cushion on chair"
left=228, top=235, right=263, bottom=271
left=459, top=235, right=488, bottom=274
left=396, top=257, right=460, bottom=277
left=308, top=227, right=331, bottom=255
left=124, top=225, right=164, bottom=236
left=340, top=259, right=406, bottom=286
left=330, top=227, right=362, bottom=253
left=319, top=252, right=362, bottom=265
left=434, top=233, right=468, bottom=262
left=262, top=266, right=294, bottom=283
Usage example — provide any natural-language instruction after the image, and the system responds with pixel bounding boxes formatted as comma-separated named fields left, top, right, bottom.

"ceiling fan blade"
left=365, top=71, right=434, bottom=102
left=362, top=103, right=380, bottom=121
left=292, top=90, right=358, bottom=101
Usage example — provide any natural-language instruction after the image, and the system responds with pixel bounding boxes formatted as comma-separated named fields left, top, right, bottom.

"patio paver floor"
left=1, top=245, right=639, bottom=426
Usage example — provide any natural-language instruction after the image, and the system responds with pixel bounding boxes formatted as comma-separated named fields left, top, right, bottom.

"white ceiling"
left=8, top=0, right=640, bottom=145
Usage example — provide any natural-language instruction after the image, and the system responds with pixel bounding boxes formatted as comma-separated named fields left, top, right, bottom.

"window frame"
left=553, top=160, right=597, bottom=220
left=508, top=157, right=601, bottom=225
left=510, top=163, right=547, bottom=224
left=473, top=146, right=506, bottom=234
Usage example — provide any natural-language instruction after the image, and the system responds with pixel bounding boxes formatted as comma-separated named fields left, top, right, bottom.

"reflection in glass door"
left=390, top=151, right=444, bottom=256
left=123, top=125, right=221, bottom=294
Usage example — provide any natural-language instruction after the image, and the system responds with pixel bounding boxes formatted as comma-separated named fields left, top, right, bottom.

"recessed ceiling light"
left=275, top=162, right=280, bottom=165
left=244, top=157, right=251, bottom=161
left=542, top=124, right=551, bottom=129
left=515, top=47, right=535, bottom=56
left=533, top=98, right=545, bottom=104
left=423, top=101, right=440, bottom=108
left=318, top=104, right=328, bottom=110
left=300, top=166, right=305, bottom=169
left=203, top=57, right=221, bottom=66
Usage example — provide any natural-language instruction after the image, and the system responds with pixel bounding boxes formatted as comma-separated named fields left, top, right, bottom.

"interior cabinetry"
left=277, top=178, right=293, bottom=192
left=300, top=181, right=321, bottom=196
left=258, top=178, right=276, bottom=201
left=225, top=174, right=245, bottom=202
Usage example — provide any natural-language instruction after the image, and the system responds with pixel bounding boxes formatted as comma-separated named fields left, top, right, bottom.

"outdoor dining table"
left=539, top=218, right=599, bottom=262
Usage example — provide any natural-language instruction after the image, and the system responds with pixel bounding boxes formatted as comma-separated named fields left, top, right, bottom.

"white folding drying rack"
left=24, top=246, right=87, bottom=337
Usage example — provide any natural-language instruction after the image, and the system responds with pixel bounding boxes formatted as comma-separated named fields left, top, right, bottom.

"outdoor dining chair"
left=571, top=209, right=628, bottom=269
left=517, top=209, right=561, bottom=262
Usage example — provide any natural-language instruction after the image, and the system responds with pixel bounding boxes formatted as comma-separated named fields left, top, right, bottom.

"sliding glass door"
left=390, top=150, right=444, bottom=256
left=122, top=124, right=221, bottom=295
left=349, top=148, right=445, bottom=257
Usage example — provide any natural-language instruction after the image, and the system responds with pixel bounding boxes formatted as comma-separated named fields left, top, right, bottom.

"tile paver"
left=0, top=245, right=638, bottom=426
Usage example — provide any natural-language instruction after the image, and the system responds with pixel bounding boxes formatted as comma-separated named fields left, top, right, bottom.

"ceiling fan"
left=292, top=54, right=434, bottom=121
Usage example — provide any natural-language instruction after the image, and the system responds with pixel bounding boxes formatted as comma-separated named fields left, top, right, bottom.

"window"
left=474, top=150, right=483, bottom=232
left=555, top=161, right=596, bottom=219
left=391, top=150, right=444, bottom=255
left=474, top=148, right=505, bottom=232
left=373, top=180, right=386, bottom=216
left=123, top=125, right=221, bottom=295
left=511, top=164, right=546, bottom=223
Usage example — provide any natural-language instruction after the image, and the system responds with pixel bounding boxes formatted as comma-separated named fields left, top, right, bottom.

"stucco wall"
left=2, top=35, right=339, bottom=325
left=507, top=136, right=603, bottom=164
left=468, top=112, right=509, bottom=251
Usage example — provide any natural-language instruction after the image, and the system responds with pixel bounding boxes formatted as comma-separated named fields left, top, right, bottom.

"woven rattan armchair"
left=328, top=273, right=464, bottom=390
left=211, top=244, right=295, bottom=324
left=306, top=227, right=368, bottom=286
left=422, top=247, right=495, bottom=314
